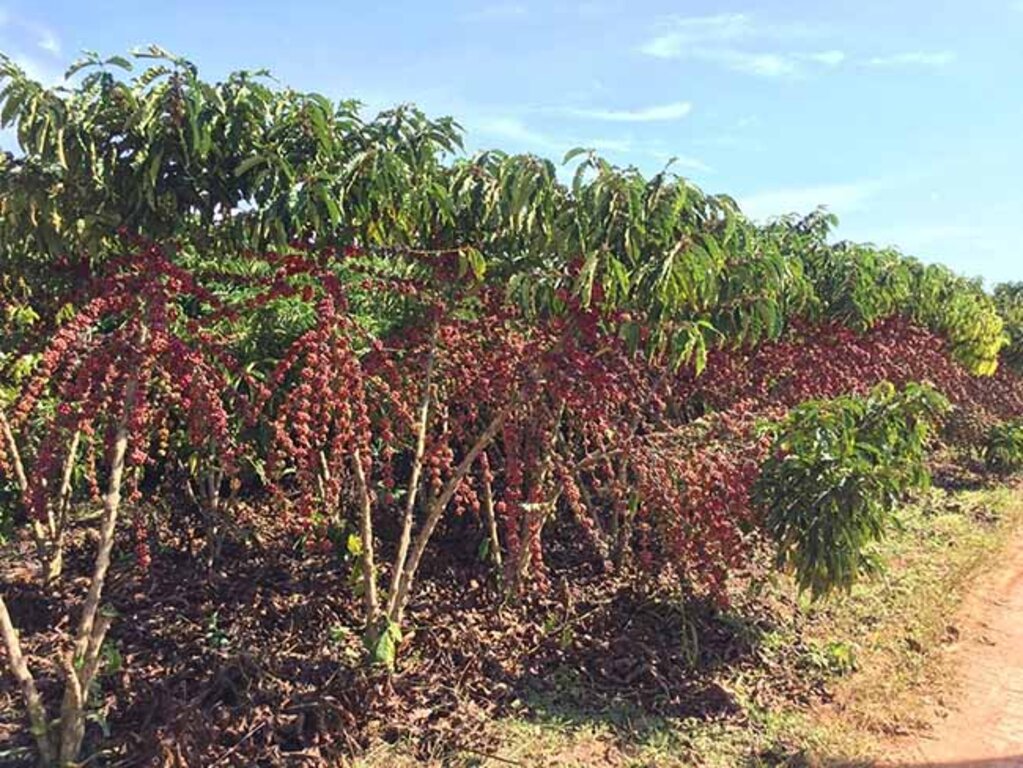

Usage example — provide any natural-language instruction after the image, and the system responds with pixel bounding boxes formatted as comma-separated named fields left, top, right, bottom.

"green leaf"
left=104, top=55, right=134, bottom=71
left=460, top=246, right=486, bottom=281
left=65, top=55, right=100, bottom=80
left=234, top=155, right=267, bottom=177
left=366, top=620, right=403, bottom=669
left=562, top=146, right=588, bottom=165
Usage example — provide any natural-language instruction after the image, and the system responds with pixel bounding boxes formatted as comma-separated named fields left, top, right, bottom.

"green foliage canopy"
left=0, top=48, right=1007, bottom=375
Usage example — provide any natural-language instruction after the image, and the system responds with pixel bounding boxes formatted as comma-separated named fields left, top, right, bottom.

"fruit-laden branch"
left=57, top=348, right=141, bottom=765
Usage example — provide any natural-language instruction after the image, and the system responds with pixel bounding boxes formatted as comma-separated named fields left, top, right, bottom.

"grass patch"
left=797, top=485, right=1023, bottom=760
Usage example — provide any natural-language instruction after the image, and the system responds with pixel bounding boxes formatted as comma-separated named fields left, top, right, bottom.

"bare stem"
left=352, top=447, right=380, bottom=624
left=384, top=324, right=438, bottom=620
left=0, top=595, right=55, bottom=764
left=480, top=461, right=502, bottom=570
left=393, top=411, right=506, bottom=624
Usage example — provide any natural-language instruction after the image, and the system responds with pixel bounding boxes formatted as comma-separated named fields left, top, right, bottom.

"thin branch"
left=54, top=430, right=82, bottom=537
left=41, top=429, right=82, bottom=582
left=0, top=409, right=28, bottom=494
left=479, top=457, right=502, bottom=569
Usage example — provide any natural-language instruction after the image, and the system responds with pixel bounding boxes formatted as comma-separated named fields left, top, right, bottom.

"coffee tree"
left=0, top=243, right=234, bottom=764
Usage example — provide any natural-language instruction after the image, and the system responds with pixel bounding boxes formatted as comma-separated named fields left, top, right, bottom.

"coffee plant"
left=993, top=282, right=1023, bottom=373
left=754, top=382, right=949, bottom=598
left=0, top=242, right=235, bottom=764
left=984, top=420, right=1023, bottom=476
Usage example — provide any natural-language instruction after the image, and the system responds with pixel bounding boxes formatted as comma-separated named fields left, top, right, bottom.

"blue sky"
left=2, top=1, right=1021, bottom=284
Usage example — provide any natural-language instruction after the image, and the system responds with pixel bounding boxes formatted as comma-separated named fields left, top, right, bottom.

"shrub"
left=983, top=420, right=1023, bottom=476
left=754, top=382, right=949, bottom=598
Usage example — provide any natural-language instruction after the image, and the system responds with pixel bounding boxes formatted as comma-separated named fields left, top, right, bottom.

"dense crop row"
left=2, top=49, right=1022, bottom=766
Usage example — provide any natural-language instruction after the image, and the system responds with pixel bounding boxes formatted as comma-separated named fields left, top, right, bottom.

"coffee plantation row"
left=3, top=48, right=1023, bottom=766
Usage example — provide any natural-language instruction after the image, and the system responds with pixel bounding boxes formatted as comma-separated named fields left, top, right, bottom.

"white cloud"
left=588, top=135, right=713, bottom=172
left=651, top=153, right=713, bottom=173
left=640, top=15, right=742, bottom=60
left=640, top=14, right=955, bottom=77
left=0, top=12, right=62, bottom=81
left=866, top=51, right=956, bottom=67
left=803, top=50, right=845, bottom=66
left=475, top=116, right=558, bottom=151
left=6, top=52, right=63, bottom=85
left=0, top=12, right=60, bottom=54
left=841, top=220, right=1018, bottom=284
left=37, top=29, right=60, bottom=55
left=469, top=114, right=711, bottom=173
left=462, top=3, right=528, bottom=21
left=702, top=50, right=798, bottom=77
left=868, top=223, right=979, bottom=247
left=575, top=1, right=615, bottom=17
left=638, top=13, right=840, bottom=78
left=585, top=137, right=634, bottom=153
left=638, top=13, right=763, bottom=57
left=474, top=116, right=627, bottom=156
left=639, top=13, right=825, bottom=52
left=739, top=181, right=881, bottom=220
left=563, top=100, right=693, bottom=122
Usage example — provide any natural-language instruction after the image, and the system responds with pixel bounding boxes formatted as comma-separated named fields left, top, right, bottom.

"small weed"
left=204, top=611, right=231, bottom=650
left=800, top=639, right=858, bottom=676
left=328, top=622, right=363, bottom=665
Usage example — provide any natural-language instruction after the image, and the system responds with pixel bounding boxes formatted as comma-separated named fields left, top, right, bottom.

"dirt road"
left=891, top=531, right=1023, bottom=766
